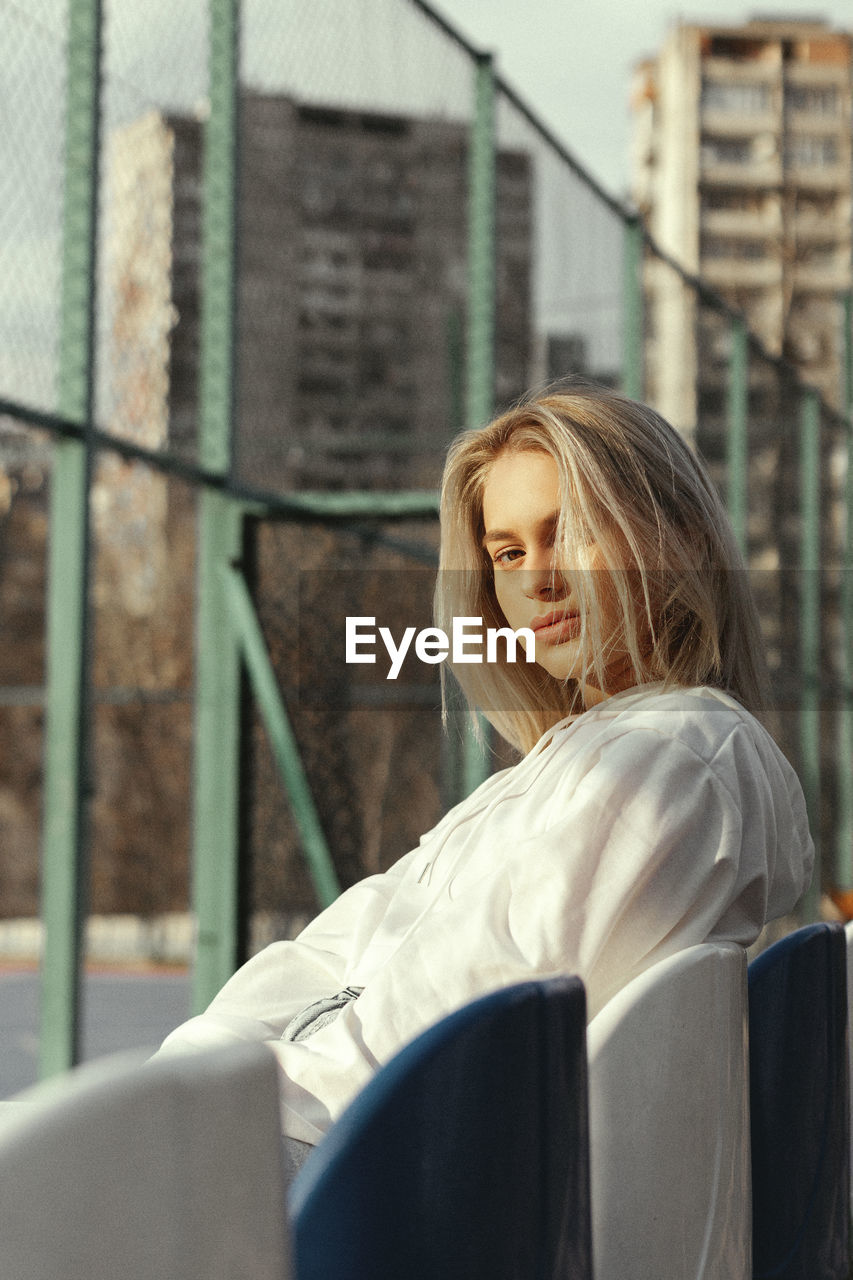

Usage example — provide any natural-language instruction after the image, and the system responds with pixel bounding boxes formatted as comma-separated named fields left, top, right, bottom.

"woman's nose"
left=522, top=562, right=567, bottom=601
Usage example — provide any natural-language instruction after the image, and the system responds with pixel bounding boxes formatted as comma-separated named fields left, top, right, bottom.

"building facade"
left=107, top=94, right=533, bottom=493
left=632, top=17, right=852, bottom=432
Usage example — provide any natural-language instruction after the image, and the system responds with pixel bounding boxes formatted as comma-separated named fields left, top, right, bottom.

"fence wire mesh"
left=0, top=1, right=67, bottom=413
left=97, top=0, right=208, bottom=460
left=495, top=91, right=626, bottom=393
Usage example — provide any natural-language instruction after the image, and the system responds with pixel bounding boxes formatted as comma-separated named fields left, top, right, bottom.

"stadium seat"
left=587, top=942, right=751, bottom=1280
left=748, top=921, right=849, bottom=1279
left=289, top=976, right=591, bottom=1280
left=0, top=1042, right=291, bottom=1280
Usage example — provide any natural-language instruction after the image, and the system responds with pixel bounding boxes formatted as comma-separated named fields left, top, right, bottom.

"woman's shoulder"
left=606, top=682, right=753, bottom=730
left=550, top=682, right=775, bottom=768
left=531, top=683, right=807, bottom=845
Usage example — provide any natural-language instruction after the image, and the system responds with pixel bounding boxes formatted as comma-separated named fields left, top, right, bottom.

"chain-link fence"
left=1, top=0, right=851, bottom=1083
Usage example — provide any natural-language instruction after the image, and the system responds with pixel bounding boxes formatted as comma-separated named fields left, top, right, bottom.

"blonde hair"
left=436, top=383, right=769, bottom=754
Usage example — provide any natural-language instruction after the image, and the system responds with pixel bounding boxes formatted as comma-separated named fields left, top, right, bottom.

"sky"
left=41, top=0, right=851, bottom=203
left=432, top=0, right=853, bottom=198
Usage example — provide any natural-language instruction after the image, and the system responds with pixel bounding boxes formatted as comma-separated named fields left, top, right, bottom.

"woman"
left=157, top=384, right=813, bottom=1158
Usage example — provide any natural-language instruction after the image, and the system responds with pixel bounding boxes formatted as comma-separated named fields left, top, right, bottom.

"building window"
left=701, top=190, right=772, bottom=215
left=796, top=192, right=840, bottom=220
left=798, top=242, right=840, bottom=268
left=707, top=35, right=776, bottom=63
left=701, top=236, right=769, bottom=260
left=701, top=80, right=771, bottom=114
left=786, top=84, right=840, bottom=116
left=701, top=137, right=755, bottom=165
left=785, top=135, right=839, bottom=168
left=701, top=237, right=727, bottom=259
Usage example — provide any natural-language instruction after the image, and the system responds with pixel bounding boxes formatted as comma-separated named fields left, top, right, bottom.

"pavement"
left=0, top=966, right=191, bottom=1099
left=0, top=911, right=319, bottom=1099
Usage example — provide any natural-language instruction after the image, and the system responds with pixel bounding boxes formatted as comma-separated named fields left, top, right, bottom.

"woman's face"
left=480, top=448, right=635, bottom=700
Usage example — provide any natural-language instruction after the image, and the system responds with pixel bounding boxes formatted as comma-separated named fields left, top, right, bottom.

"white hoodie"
left=157, top=684, right=814, bottom=1143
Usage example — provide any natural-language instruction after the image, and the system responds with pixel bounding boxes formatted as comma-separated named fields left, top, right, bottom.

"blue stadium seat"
left=289, top=976, right=591, bottom=1280
left=748, top=921, right=850, bottom=1279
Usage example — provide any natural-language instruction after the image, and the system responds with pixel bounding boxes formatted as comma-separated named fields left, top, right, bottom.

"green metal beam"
left=836, top=292, right=853, bottom=888
left=726, top=315, right=748, bottom=558
left=447, top=307, right=465, bottom=439
left=193, top=497, right=243, bottom=1009
left=224, top=565, right=341, bottom=908
left=799, top=387, right=821, bottom=918
left=622, top=217, right=644, bottom=401
left=466, top=51, right=496, bottom=433
left=200, top=0, right=239, bottom=478
left=192, top=0, right=242, bottom=1011
left=845, top=292, right=853, bottom=420
left=252, top=490, right=439, bottom=521
left=40, top=0, right=102, bottom=1078
left=461, top=49, right=497, bottom=795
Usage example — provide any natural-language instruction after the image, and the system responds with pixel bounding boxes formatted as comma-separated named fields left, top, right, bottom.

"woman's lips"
left=530, top=610, right=580, bottom=645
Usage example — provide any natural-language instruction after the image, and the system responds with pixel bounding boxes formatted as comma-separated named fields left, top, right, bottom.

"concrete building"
left=632, top=17, right=852, bottom=432
left=106, top=94, right=533, bottom=493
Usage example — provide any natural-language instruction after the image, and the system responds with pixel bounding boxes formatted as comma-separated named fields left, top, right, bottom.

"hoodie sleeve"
left=155, top=846, right=423, bottom=1059
left=267, top=719, right=813, bottom=1142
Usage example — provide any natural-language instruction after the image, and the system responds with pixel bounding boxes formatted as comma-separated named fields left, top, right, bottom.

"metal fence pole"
left=726, top=315, right=748, bottom=559
left=836, top=293, right=853, bottom=888
left=192, top=0, right=243, bottom=1010
left=622, top=216, right=644, bottom=401
left=461, top=49, right=496, bottom=795
left=799, top=387, right=822, bottom=918
left=39, top=0, right=102, bottom=1078
left=466, top=51, right=496, bottom=434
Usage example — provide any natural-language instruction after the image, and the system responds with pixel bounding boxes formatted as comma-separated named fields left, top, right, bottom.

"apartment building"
left=632, top=17, right=852, bottom=432
left=107, top=94, right=533, bottom=493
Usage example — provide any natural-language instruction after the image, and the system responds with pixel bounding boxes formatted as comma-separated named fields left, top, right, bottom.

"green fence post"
left=40, top=0, right=102, bottom=1078
left=447, top=307, right=465, bottom=439
left=460, top=49, right=497, bottom=795
left=622, top=216, right=644, bottom=401
left=193, top=498, right=242, bottom=1009
left=192, top=0, right=243, bottom=1010
left=799, top=387, right=821, bottom=918
left=726, top=315, right=749, bottom=559
left=466, top=51, right=496, bottom=434
left=836, top=293, right=853, bottom=888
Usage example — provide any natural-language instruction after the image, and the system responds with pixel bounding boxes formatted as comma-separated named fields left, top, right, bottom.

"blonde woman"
left=158, top=384, right=813, bottom=1166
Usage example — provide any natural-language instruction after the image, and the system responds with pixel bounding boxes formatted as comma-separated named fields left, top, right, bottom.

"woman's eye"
left=493, top=547, right=524, bottom=567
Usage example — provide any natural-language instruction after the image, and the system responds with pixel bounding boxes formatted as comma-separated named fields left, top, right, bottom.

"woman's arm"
left=155, top=846, right=423, bottom=1058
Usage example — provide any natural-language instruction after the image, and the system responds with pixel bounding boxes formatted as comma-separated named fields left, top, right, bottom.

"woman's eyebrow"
left=481, top=527, right=517, bottom=546
left=481, top=510, right=560, bottom=547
